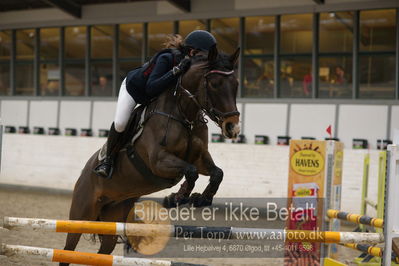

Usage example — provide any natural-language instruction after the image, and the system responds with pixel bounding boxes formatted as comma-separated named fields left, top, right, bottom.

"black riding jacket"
left=126, top=53, right=180, bottom=104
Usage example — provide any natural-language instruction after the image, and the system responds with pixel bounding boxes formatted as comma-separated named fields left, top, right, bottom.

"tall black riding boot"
left=93, top=123, right=123, bottom=179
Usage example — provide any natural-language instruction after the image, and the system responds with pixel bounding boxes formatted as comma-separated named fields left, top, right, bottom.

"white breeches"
left=114, top=78, right=137, bottom=133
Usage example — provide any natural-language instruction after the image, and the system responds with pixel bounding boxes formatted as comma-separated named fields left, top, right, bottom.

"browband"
left=204, top=70, right=234, bottom=77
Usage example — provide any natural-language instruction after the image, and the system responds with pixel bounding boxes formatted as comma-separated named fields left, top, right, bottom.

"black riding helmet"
left=183, top=30, right=217, bottom=51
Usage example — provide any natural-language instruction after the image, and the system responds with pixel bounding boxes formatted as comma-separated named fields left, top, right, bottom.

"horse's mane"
left=191, top=52, right=234, bottom=71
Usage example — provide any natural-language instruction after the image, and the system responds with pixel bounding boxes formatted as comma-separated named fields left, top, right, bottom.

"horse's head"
left=180, top=47, right=241, bottom=139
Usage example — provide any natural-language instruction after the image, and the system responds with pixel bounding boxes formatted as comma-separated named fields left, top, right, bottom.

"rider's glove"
left=172, top=58, right=191, bottom=76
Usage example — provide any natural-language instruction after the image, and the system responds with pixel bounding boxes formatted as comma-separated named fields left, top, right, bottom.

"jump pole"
left=340, top=243, right=399, bottom=264
left=327, top=209, right=384, bottom=228
left=2, top=217, right=384, bottom=244
left=0, top=244, right=202, bottom=266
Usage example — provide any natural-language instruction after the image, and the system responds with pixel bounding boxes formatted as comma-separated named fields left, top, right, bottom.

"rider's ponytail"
left=163, top=34, right=183, bottom=50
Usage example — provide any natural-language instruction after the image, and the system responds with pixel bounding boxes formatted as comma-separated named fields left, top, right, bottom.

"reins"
left=177, top=68, right=240, bottom=127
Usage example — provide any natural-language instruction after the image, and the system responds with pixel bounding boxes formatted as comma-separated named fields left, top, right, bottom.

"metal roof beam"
left=167, top=0, right=191, bottom=12
left=40, top=0, right=81, bottom=18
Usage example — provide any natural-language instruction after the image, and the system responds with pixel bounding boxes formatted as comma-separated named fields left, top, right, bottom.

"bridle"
left=176, top=69, right=240, bottom=127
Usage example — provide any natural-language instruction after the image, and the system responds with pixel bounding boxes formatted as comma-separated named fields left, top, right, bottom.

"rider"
left=94, top=30, right=217, bottom=179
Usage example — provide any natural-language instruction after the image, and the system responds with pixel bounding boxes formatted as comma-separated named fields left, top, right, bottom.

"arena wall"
left=0, top=134, right=380, bottom=215
left=1, top=99, right=397, bottom=148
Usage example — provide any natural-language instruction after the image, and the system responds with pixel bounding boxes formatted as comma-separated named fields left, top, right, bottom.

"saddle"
left=98, top=105, right=146, bottom=161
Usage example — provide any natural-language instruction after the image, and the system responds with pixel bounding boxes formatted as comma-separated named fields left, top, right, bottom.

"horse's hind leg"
left=59, top=233, right=82, bottom=266
left=97, top=198, right=137, bottom=255
left=60, top=179, right=103, bottom=265
left=60, top=203, right=101, bottom=266
left=98, top=235, right=119, bottom=254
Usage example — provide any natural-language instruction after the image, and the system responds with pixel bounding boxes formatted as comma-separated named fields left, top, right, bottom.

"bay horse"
left=60, top=47, right=240, bottom=265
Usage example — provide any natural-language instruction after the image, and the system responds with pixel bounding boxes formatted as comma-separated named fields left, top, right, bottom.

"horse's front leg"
left=151, top=150, right=199, bottom=208
left=189, top=150, right=223, bottom=207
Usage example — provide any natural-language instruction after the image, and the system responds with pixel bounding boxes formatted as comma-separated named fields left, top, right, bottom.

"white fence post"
left=383, top=143, right=399, bottom=265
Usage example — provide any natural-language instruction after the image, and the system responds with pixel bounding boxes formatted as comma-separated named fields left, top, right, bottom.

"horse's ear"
left=208, top=45, right=218, bottom=62
left=230, top=47, right=240, bottom=66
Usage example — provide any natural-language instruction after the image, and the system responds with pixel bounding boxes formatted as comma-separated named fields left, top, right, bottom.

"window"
left=280, top=57, right=312, bottom=98
left=40, top=63, right=60, bottom=96
left=319, top=12, right=354, bottom=53
left=242, top=57, right=274, bottom=97
left=211, top=18, right=239, bottom=54
left=65, top=26, right=86, bottom=59
left=0, top=31, right=11, bottom=60
left=15, top=63, right=34, bottom=95
left=40, top=28, right=60, bottom=96
left=359, top=55, right=395, bottom=99
left=281, top=14, right=312, bottom=54
left=91, top=25, right=114, bottom=96
left=318, top=12, right=354, bottom=99
left=16, top=29, right=35, bottom=95
left=91, top=61, right=112, bottom=96
left=319, top=56, right=352, bottom=98
left=16, top=29, right=34, bottom=60
left=91, top=25, right=113, bottom=59
left=280, top=14, right=313, bottom=98
left=178, top=20, right=207, bottom=38
left=65, top=62, right=85, bottom=96
left=119, top=24, right=143, bottom=58
left=40, top=28, right=59, bottom=60
left=0, top=31, right=11, bottom=95
left=65, top=26, right=86, bottom=96
left=360, top=9, right=396, bottom=52
left=359, top=9, right=396, bottom=99
left=242, top=16, right=275, bottom=98
left=245, top=16, right=274, bottom=55
left=118, top=23, right=143, bottom=92
left=0, top=64, right=10, bottom=95
left=148, top=22, right=174, bottom=56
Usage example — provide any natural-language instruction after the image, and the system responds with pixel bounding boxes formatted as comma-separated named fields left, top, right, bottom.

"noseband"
left=177, top=69, right=240, bottom=127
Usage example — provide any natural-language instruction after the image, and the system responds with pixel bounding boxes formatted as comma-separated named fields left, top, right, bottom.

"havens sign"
left=290, top=149, right=324, bottom=176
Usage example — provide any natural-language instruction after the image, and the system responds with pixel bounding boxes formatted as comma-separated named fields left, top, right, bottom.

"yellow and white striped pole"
left=342, top=243, right=399, bottom=264
left=0, top=244, right=202, bottom=266
left=3, top=217, right=384, bottom=244
left=327, top=209, right=384, bottom=228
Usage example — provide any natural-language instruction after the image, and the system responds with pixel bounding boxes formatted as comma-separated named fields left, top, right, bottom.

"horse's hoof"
left=163, top=193, right=190, bottom=208
left=177, top=196, right=189, bottom=205
left=189, top=193, right=212, bottom=207
left=163, top=193, right=177, bottom=208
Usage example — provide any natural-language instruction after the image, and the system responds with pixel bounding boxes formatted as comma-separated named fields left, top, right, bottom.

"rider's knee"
left=114, top=120, right=127, bottom=133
